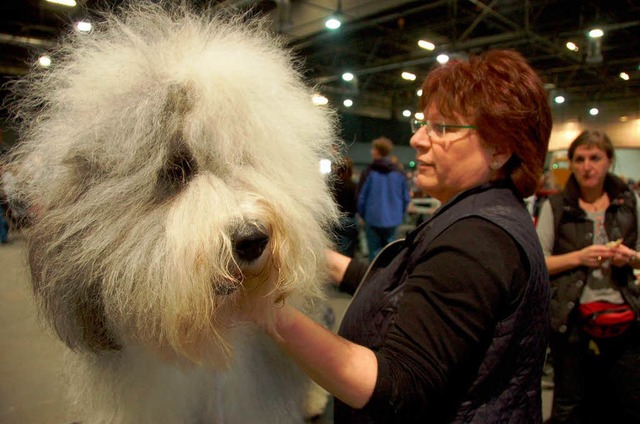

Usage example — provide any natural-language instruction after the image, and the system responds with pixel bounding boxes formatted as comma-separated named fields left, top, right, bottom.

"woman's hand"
left=579, top=244, right=614, bottom=268
left=610, top=243, right=638, bottom=267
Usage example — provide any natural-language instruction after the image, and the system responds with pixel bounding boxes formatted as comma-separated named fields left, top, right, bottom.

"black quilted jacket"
left=336, top=182, right=550, bottom=423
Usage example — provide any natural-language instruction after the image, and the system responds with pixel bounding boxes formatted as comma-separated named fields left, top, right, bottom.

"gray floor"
left=0, top=233, right=551, bottom=423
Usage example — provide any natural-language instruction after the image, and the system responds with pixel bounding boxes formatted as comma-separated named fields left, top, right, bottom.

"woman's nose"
left=410, top=128, right=429, bottom=149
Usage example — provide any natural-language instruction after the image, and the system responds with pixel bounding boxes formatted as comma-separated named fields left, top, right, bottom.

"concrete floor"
left=0, top=235, right=76, bottom=423
left=0, top=233, right=551, bottom=423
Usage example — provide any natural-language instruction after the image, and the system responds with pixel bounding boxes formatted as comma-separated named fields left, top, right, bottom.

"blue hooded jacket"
left=358, top=158, right=410, bottom=227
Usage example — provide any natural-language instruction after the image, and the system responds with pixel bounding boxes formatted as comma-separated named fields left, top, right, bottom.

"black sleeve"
left=339, top=256, right=370, bottom=295
left=363, top=217, right=528, bottom=418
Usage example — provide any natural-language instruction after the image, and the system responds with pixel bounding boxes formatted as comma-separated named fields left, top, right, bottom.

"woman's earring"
left=490, top=162, right=500, bottom=170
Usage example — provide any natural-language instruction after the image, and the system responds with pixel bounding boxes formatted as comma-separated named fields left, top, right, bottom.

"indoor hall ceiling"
left=0, top=0, right=639, bottom=120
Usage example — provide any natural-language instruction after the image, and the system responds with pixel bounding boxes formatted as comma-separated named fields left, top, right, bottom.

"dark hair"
left=419, top=49, right=551, bottom=197
left=372, top=137, right=393, bottom=157
left=333, top=156, right=353, bottom=183
left=567, top=130, right=615, bottom=161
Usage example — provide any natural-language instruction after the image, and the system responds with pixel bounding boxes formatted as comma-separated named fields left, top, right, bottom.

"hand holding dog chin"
left=231, top=290, right=291, bottom=335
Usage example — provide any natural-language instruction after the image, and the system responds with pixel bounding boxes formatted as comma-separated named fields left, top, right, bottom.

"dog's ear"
left=28, top=235, right=121, bottom=353
left=62, top=154, right=106, bottom=203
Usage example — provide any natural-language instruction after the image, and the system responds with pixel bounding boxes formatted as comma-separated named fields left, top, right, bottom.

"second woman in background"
left=536, top=130, right=640, bottom=423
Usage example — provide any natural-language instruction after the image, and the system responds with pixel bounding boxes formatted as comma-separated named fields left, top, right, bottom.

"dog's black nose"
left=233, top=227, right=270, bottom=263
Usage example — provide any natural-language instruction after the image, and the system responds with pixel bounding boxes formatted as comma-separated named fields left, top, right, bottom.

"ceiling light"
left=414, top=112, right=424, bottom=120
left=325, top=17, right=341, bottom=30
left=325, top=0, right=343, bottom=30
left=38, top=55, right=51, bottom=67
left=311, top=94, right=328, bottom=106
left=418, top=40, right=435, bottom=51
left=620, top=72, right=630, bottom=81
left=416, top=89, right=423, bottom=96
left=401, top=72, right=416, bottom=81
left=588, top=28, right=604, bottom=38
left=589, top=107, right=599, bottom=116
left=343, top=99, right=353, bottom=107
left=46, top=0, right=77, bottom=6
left=319, top=159, right=332, bottom=175
left=436, top=54, right=449, bottom=64
left=402, top=110, right=412, bottom=117
left=342, top=72, right=354, bottom=82
left=75, top=21, right=92, bottom=33
left=566, top=41, right=579, bottom=51
left=554, top=95, right=565, bottom=104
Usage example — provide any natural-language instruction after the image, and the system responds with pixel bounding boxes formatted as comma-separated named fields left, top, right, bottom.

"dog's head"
left=7, top=3, right=339, bottom=366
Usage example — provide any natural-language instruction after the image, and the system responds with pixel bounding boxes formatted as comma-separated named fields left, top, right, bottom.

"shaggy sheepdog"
left=5, top=2, right=339, bottom=422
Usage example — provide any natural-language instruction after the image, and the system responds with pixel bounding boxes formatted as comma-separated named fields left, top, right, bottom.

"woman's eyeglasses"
left=411, top=119, right=476, bottom=137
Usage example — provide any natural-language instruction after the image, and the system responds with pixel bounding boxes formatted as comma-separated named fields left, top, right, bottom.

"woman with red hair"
left=259, top=50, right=552, bottom=423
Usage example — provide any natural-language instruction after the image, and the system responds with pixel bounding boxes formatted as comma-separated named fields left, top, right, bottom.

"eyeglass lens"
left=411, top=120, right=446, bottom=136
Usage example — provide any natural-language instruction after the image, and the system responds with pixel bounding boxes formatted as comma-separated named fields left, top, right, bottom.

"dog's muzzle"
left=213, top=225, right=270, bottom=296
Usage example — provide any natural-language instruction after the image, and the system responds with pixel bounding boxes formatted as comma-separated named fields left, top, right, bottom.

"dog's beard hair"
left=8, top=2, right=339, bottom=369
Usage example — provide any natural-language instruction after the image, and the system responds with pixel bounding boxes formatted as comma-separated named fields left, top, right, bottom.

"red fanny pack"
left=578, top=301, right=636, bottom=338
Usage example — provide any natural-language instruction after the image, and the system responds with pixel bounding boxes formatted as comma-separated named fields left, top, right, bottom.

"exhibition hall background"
left=2, top=97, right=640, bottom=183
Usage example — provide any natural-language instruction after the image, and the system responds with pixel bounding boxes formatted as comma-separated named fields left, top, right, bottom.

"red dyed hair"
left=419, top=50, right=551, bottom=197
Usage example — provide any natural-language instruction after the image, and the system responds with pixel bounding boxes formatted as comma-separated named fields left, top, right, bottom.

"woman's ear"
left=489, top=147, right=512, bottom=170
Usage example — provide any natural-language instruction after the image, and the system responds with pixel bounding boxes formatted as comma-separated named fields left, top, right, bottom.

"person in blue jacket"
left=357, top=137, right=410, bottom=260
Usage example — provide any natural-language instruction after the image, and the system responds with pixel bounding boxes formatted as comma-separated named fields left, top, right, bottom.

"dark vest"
left=548, top=173, right=640, bottom=335
left=336, top=182, right=550, bottom=423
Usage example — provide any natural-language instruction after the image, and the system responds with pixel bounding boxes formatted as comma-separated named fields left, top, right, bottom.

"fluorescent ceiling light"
left=588, top=28, right=603, bottom=38
left=418, top=40, right=435, bottom=50
left=436, top=54, right=449, bottom=64
left=342, top=72, right=354, bottom=82
left=46, top=0, right=77, bottom=6
left=75, top=21, right=92, bottom=33
left=401, top=72, right=416, bottom=81
left=325, top=17, right=341, bottom=30
left=319, top=159, right=332, bottom=174
left=38, top=56, right=51, bottom=67
left=312, top=94, right=328, bottom=106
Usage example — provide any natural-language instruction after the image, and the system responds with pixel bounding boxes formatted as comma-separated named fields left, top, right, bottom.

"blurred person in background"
left=536, top=130, right=640, bottom=423
left=357, top=137, right=410, bottom=260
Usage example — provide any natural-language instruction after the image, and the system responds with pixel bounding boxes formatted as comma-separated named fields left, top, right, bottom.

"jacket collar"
left=406, top=180, right=515, bottom=244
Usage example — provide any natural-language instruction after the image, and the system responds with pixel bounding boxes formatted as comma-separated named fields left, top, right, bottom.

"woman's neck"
left=579, top=189, right=608, bottom=212
left=580, top=184, right=606, bottom=203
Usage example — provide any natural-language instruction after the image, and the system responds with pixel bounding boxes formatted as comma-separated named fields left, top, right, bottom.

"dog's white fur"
left=6, top=2, right=339, bottom=422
